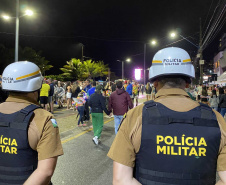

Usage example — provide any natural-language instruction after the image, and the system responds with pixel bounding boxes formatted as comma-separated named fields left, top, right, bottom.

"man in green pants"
left=89, top=85, right=111, bottom=145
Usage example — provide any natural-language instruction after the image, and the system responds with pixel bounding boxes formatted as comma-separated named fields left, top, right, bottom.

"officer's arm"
left=113, top=161, right=141, bottom=185
left=216, top=171, right=226, bottom=185
left=24, top=157, right=58, bottom=185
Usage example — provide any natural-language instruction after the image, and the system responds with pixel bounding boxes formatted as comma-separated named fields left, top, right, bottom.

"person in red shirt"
left=108, top=81, right=133, bottom=134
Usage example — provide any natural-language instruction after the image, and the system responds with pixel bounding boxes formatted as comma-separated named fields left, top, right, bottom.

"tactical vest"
left=135, top=101, right=221, bottom=185
left=0, top=104, right=40, bottom=185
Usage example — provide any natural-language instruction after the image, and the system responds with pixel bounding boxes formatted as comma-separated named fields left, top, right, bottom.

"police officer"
left=108, top=47, right=226, bottom=185
left=0, top=61, right=63, bottom=184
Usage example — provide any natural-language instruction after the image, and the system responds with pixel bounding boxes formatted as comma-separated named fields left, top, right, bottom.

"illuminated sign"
left=135, top=69, right=141, bottom=80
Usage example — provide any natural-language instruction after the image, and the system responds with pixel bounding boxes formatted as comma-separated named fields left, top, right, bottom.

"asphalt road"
left=51, top=94, right=147, bottom=185
left=50, top=94, right=221, bottom=184
left=52, top=119, right=115, bottom=185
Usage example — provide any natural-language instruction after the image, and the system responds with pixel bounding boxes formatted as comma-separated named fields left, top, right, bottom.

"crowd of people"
left=1, top=47, right=226, bottom=184
left=0, top=75, right=157, bottom=146
left=185, top=84, right=226, bottom=117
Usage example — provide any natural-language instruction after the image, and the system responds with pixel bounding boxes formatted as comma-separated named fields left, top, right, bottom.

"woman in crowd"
left=209, top=89, right=219, bottom=111
left=133, top=81, right=139, bottom=106
left=71, top=81, right=81, bottom=111
left=89, top=85, right=111, bottom=145
left=145, top=82, right=152, bottom=101
left=56, top=81, right=65, bottom=109
left=76, top=92, right=86, bottom=127
left=66, top=81, right=72, bottom=110
left=200, top=86, right=208, bottom=104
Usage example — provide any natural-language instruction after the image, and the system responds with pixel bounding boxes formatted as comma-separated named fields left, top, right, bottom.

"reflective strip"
left=0, top=122, right=10, bottom=127
left=16, top=70, right=40, bottom=80
left=14, top=73, right=41, bottom=83
left=183, top=59, right=191, bottom=63
left=139, top=167, right=201, bottom=179
left=0, top=165, right=33, bottom=172
left=140, top=178, right=175, bottom=185
left=152, top=60, right=162, bottom=63
left=0, top=174, right=29, bottom=181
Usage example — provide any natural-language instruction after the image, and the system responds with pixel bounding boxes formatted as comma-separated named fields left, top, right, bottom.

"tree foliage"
left=60, top=58, right=109, bottom=81
left=0, top=45, right=53, bottom=75
left=20, top=47, right=53, bottom=75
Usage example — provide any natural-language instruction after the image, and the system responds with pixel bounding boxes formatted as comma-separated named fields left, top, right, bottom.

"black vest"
left=135, top=101, right=221, bottom=185
left=0, top=104, right=40, bottom=185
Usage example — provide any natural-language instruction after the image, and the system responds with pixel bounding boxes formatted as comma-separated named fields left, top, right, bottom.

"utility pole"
left=144, top=43, right=146, bottom=85
left=15, top=0, right=19, bottom=61
left=199, top=18, right=203, bottom=84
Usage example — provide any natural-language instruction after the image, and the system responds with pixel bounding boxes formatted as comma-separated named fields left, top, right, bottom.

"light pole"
left=2, top=0, right=33, bottom=62
left=144, top=40, right=157, bottom=85
left=117, top=58, right=131, bottom=79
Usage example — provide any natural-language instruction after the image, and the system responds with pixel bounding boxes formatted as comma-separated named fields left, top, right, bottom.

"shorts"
left=48, top=96, right=53, bottom=103
left=66, top=92, right=72, bottom=99
left=40, top=96, right=48, bottom=104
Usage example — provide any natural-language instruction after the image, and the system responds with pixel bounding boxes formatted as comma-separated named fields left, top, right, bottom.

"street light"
left=1, top=0, right=33, bottom=62
left=2, top=15, right=10, bottom=20
left=117, top=58, right=131, bottom=79
left=170, top=32, right=198, bottom=48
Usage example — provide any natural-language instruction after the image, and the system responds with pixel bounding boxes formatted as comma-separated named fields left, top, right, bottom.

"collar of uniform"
left=155, top=88, right=190, bottom=99
left=6, top=95, right=39, bottom=105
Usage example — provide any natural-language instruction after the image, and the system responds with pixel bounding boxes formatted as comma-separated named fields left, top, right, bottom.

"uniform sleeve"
left=36, top=114, right=63, bottom=160
left=107, top=108, right=137, bottom=167
left=213, top=110, right=226, bottom=171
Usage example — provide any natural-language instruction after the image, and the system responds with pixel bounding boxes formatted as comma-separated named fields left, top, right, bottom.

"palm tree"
left=60, top=58, right=83, bottom=80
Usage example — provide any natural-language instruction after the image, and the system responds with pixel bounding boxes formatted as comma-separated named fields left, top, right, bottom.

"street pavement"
left=51, top=94, right=147, bottom=185
left=51, top=94, right=220, bottom=184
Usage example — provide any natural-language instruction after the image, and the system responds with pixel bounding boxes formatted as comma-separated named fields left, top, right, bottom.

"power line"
left=0, top=31, right=143, bottom=43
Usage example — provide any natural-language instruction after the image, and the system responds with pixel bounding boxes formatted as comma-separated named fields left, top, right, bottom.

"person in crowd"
left=87, top=81, right=97, bottom=98
left=218, top=87, right=224, bottom=113
left=141, top=84, right=145, bottom=95
left=56, top=81, right=65, bottom=109
left=107, top=47, right=226, bottom=185
left=111, top=81, right=117, bottom=92
left=123, top=80, right=128, bottom=90
left=83, top=80, right=92, bottom=122
left=145, top=82, right=152, bottom=101
left=47, top=78, right=54, bottom=113
left=0, top=61, right=63, bottom=184
left=40, top=80, right=50, bottom=110
left=209, top=89, right=219, bottom=111
left=133, top=81, right=139, bottom=107
left=76, top=92, right=86, bottom=127
left=219, top=88, right=226, bottom=117
left=126, top=80, right=133, bottom=102
left=71, top=81, right=81, bottom=111
left=207, top=86, right=212, bottom=96
left=84, top=79, right=92, bottom=93
left=200, top=86, right=209, bottom=104
left=108, top=81, right=133, bottom=134
left=66, top=81, right=72, bottom=110
left=185, top=86, right=196, bottom=101
left=89, top=85, right=111, bottom=145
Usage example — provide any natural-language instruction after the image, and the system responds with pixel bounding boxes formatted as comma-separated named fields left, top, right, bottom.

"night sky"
left=0, top=0, right=225, bottom=78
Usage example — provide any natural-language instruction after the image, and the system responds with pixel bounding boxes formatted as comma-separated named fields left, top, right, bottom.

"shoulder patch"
left=51, top=119, right=58, bottom=128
